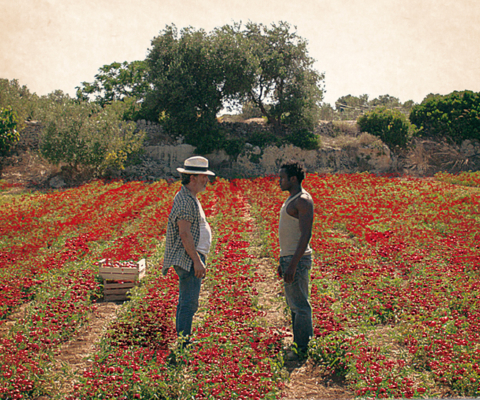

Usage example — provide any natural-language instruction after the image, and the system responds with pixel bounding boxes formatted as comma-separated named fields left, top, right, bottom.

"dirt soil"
left=239, top=196, right=354, bottom=400
left=253, top=253, right=353, bottom=400
left=49, top=302, right=120, bottom=397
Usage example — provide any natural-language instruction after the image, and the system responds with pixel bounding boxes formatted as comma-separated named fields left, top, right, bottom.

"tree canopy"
left=332, top=94, right=415, bottom=121
left=142, top=24, right=251, bottom=150
left=76, top=61, right=149, bottom=107
left=141, top=21, right=325, bottom=150
left=0, top=79, right=38, bottom=125
left=237, top=22, right=324, bottom=131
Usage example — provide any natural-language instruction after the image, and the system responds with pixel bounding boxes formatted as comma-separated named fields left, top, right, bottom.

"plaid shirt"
left=162, top=185, right=201, bottom=275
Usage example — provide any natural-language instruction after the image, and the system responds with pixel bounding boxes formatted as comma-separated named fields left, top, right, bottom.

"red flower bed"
left=0, top=180, right=174, bottom=397
left=74, top=179, right=286, bottom=399
left=1, top=172, right=479, bottom=398
left=241, top=172, right=480, bottom=398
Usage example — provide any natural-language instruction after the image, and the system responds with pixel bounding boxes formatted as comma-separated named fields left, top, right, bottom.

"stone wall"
left=7, top=120, right=480, bottom=183
left=398, top=138, right=480, bottom=176
left=125, top=135, right=480, bottom=180
left=123, top=136, right=393, bottom=179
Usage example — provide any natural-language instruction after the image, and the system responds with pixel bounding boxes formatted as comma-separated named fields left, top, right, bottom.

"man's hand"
left=283, top=265, right=297, bottom=283
left=193, top=259, right=206, bottom=279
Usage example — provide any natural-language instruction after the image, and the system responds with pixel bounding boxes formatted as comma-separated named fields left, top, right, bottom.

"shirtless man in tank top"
left=277, top=161, right=314, bottom=361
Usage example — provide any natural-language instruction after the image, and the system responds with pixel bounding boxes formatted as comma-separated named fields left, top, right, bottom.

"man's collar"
left=181, top=184, right=196, bottom=199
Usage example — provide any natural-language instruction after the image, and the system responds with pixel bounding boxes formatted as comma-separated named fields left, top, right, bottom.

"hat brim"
left=177, top=167, right=215, bottom=176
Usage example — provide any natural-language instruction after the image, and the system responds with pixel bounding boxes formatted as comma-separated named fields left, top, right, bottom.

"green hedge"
left=409, top=90, right=480, bottom=143
left=285, top=128, right=320, bottom=150
left=357, top=107, right=412, bottom=148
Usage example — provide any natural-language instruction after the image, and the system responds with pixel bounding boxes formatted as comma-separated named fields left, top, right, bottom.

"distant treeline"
left=1, top=21, right=479, bottom=177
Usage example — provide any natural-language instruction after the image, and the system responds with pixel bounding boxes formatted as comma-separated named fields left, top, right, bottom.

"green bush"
left=188, top=122, right=226, bottom=155
left=357, top=107, right=412, bottom=148
left=224, top=137, right=246, bottom=159
left=0, top=106, right=19, bottom=157
left=285, top=128, right=320, bottom=150
left=39, top=100, right=144, bottom=177
left=409, top=90, right=480, bottom=143
left=247, top=131, right=282, bottom=148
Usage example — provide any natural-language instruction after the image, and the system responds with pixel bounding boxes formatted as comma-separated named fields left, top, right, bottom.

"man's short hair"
left=281, top=161, right=306, bottom=183
left=181, top=173, right=192, bottom=185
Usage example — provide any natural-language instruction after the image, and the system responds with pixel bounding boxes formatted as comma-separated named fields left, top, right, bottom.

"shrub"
left=189, top=122, right=226, bottom=155
left=247, top=131, right=282, bottom=148
left=409, top=90, right=480, bottom=143
left=0, top=106, right=19, bottom=158
left=0, top=79, right=38, bottom=123
left=357, top=107, right=413, bottom=148
left=285, top=128, right=320, bottom=150
left=39, top=100, right=144, bottom=177
left=224, top=137, right=245, bottom=159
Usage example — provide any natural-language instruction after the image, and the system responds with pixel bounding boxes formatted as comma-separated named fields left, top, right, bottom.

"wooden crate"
left=99, top=259, right=147, bottom=301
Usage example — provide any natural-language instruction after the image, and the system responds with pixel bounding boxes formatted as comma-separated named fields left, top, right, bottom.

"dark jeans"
left=279, top=254, right=313, bottom=352
left=173, top=253, right=205, bottom=338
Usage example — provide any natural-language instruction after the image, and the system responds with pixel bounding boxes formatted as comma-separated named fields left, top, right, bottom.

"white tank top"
left=279, top=189, right=312, bottom=257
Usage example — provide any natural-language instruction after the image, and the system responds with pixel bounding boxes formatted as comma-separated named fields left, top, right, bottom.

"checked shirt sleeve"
left=173, top=198, right=196, bottom=225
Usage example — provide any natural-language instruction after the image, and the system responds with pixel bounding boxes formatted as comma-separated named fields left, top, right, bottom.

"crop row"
left=1, top=172, right=480, bottom=399
left=72, top=179, right=286, bottom=399
left=0, top=180, right=174, bottom=398
left=239, top=173, right=480, bottom=398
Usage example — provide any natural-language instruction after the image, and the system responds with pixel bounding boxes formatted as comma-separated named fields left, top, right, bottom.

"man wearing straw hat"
left=162, top=156, right=215, bottom=343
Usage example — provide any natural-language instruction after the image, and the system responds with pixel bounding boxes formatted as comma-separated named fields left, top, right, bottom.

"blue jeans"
left=279, top=254, right=313, bottom=352
left=173, top=253, right=205, bottom=338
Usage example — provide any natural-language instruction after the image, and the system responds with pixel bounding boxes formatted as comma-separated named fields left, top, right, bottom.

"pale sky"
left=1, top=0, right=479, bottom=106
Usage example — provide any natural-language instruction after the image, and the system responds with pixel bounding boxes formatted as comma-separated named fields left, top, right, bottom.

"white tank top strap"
left=285, top=190, right=304, bottom=207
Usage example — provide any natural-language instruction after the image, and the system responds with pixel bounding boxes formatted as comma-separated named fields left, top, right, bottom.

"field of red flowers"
left=1, top=171, right=479, bottom=399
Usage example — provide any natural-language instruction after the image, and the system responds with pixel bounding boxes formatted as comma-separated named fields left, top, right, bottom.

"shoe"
left=285, top=350, right=300, bottom=361
left=285, top=348, right=308, bottom=362
left=166, top=351, right=177, bottom=366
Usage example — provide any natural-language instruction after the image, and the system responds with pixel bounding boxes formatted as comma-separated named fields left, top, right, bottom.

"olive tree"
left=76, top=61, right=150, bottom=107
left=238, top=21, right=325, bottom=133
left=142, top=22, right=325, bottom=151
left=143, top=24, right=253, bottom=152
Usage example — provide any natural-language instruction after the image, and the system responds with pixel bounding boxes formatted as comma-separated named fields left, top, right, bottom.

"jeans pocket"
left=174, top=266, right=189, bottom=279
left=279, top=256, right=293, bottom=274
left=298, top=255, right=312, bottom=271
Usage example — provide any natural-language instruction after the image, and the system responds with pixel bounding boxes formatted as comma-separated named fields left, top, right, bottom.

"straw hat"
left=177, top=156, right=215, bottom=176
